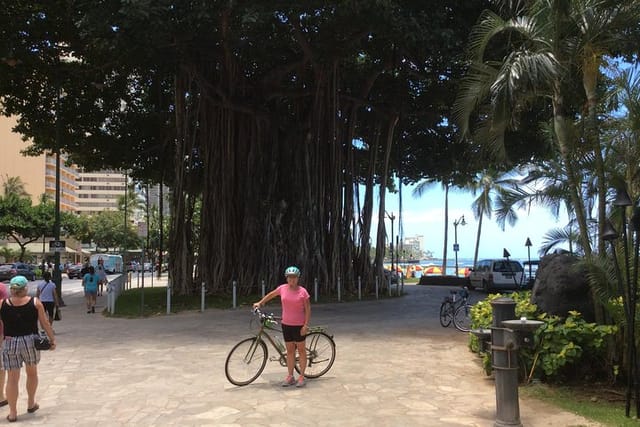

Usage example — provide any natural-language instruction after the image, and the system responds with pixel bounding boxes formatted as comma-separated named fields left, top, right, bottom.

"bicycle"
left=439, top=287, right=472, bottom=332
left=453, top=290, right=473, bottom=332
left=225, top=308, right=336, bottom=386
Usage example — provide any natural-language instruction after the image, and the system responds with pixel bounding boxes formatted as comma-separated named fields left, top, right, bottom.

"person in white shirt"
left=95, top=258, right=108, bottom=296
left=36, top=271, right=60, bottom=324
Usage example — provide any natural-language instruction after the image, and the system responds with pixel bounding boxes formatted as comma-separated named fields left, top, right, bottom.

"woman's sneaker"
left=281, top=375, right=295, bottom=387
left=296, top=376, right=306, bottom=387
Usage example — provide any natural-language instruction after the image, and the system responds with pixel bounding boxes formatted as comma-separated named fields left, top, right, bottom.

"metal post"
left=525, top=238, right=532, bottom=285
left=453, top=215, right=466, bottom=277
left=140, top=244, right=145, bottom=317
left=337, top=277, right=341, bottom=302
left=491, top=297, right=520, bottom=427
left=261, top=280, right=266, bottom=298
left=232, top=280, right=237, bottom=308
left=386, top=211, right=395, bottom=277
left=166, top=277, right=171, bottom=315
left=314, top=278, right=318, bottom=303
left=358, top=276, right=361, bottom=300
left=375, top=276, right=379, bottom=299
left=200, top=281, right=206, bottom=312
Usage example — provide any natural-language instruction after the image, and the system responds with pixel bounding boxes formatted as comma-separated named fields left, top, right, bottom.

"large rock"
left=531, top=253, right=595, bottom=321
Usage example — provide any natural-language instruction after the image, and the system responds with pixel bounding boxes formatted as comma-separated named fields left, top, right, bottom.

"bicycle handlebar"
left=252, top=307, right=281, bottom=324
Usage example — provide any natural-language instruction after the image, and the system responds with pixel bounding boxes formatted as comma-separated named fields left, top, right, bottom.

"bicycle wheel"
left=439, top=302, right=452, bottom=327
left=301, top=332, right=336, bottom=378
left=453, top=304, right=472, bottom=332
left=225, top=337, right=268, bottom=386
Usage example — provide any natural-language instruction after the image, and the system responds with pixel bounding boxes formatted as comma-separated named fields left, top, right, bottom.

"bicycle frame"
left=247, top=311, right=330, bottom=367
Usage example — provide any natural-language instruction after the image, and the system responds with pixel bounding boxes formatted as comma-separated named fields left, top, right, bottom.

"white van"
left=468, top=259, right=525, bottom=292
left=90, top=254, right=123, bottom=274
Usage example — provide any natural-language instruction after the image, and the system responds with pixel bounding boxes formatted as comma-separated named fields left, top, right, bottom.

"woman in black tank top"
left=0, top=276, right=56, bottom=422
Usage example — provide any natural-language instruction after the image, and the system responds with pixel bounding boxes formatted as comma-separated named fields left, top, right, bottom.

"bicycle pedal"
left=269, top=356, right=280, bottom=362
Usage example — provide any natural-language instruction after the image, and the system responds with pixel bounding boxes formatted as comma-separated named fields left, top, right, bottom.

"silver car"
left=468, top=259, right=525, bottom=292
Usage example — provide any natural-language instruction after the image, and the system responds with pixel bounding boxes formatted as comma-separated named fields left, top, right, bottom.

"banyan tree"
left=166, top=2, right=482, bottom=294
left=0, top=1, right=484, bottom=295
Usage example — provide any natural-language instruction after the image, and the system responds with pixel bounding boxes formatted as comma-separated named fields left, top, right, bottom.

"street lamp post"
left=386, top=212, right=396, bottom=276
left=525, top=237, right=532, bottom=284
left=453, top=215, right=466, bottom=277
left=602, top=187, right=640, bottom=418
left=53, top=80, right=64, bottom=306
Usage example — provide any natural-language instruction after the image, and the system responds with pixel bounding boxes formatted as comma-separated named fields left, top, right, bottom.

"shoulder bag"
left=34, top=332, right=51, bottom=351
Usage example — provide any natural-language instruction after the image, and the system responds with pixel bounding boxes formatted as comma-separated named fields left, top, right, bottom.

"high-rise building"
left=1, top=116, right=127, bottom=214
left=44, top=153, right=78, bottom=212
left=0, top=116, right=50, bottom=204
left=75, top=169, right=127, bottom=215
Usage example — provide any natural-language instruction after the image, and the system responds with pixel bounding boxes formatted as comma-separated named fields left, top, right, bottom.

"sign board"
left=453, top=243, right=460, bottom=252
left=137, top=222, right=148, bottom=238
left=49, top=240, right=66, bottom=252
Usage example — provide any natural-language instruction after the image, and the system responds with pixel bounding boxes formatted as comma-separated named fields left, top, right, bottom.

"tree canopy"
left=1, top=1, right=586, bottom=294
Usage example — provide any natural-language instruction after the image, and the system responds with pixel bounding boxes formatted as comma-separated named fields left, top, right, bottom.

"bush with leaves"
left=470, top=291, right=617, bottom=383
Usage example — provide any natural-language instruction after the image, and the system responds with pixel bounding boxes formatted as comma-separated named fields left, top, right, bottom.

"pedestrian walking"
left=36, top=272, right=60, bottom=325
left=82, top=266, right=99, bottom=314
left=0, top=281, right=9, bottom=408
left=95, top=258, right=107, bottom=296
left=0, top=275, right=56, bottom=422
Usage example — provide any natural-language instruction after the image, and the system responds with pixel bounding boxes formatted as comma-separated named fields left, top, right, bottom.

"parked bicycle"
left=225, top=307, right=336, bottom=386
left=439, top=287, right=472, bottom=332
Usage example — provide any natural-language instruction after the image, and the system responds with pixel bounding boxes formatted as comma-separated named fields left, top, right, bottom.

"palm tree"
left=413, top=180, right=451, bottom=274
left=454, top=0, right=640, bottom=259
left=572, top=1, right=640, bottom=255
left=2, top=175, right=29, bottom=198
left=467, top=170, right=519, bottom=268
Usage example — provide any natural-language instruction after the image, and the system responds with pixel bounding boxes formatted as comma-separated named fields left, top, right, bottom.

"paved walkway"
left=6, top=276, right=600, bottom=426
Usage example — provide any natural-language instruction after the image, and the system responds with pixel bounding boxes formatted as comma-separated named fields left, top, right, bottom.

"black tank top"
left=0, top=297, right=38, bottom=336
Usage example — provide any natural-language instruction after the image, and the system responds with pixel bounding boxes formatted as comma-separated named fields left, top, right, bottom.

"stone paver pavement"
left=4, top=277, right=601, bottom=426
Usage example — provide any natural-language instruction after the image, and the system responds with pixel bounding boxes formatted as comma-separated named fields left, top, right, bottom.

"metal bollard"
left=200, top=281, right=205, bottom=312
left=490, top=298, right=543, bottom=427
left=166, top=278, right=171, bottom=315
left=314, top=278, right=318, bottom=303
left=358, top=276, right=361, bottom=300
left=337, top=278, right=341, bottom=302
left=261, top=280, right=266, bottom=298
left=491, top=297, right=519, bottom=427
left=375, top=276, right=379, bottom=299
left=232, top=280, right=237, bottom=308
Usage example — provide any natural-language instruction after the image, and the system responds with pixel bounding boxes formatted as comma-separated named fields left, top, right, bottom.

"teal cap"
left=9, top=275, right=28, bottom=288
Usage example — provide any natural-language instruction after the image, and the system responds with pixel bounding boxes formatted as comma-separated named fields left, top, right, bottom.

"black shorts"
left=42, top=301, right=55, bottom=319
left=282, top=324, right=305, bottom=343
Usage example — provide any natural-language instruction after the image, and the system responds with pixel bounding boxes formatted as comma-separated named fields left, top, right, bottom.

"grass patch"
left=108, top=286, right=402, bottom=317
left=521, top=382, right=637, bottom=426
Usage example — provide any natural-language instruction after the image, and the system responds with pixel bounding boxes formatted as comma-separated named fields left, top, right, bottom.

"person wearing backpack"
left=36, top=272, right=60, bottom=325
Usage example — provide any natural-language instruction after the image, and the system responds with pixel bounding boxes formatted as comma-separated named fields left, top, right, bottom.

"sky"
left=371, top=184, right=567, bottom=262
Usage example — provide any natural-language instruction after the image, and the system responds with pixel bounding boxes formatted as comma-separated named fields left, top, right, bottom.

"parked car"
left=0, top=262, right=37, bottom=282
left=468, top=259, right=525, bottom=292
left=66, top=263, right=84, bottom=279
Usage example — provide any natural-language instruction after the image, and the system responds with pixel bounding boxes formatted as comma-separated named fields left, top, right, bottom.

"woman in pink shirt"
left=253, top=266, right=311, bottom=387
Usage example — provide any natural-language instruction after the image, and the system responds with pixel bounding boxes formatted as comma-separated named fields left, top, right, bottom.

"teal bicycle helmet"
left=284, top=266, right=301, bottom=277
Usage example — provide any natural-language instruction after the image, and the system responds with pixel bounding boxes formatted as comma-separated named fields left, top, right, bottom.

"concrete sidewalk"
left=6, top=277, right=601, bottom=426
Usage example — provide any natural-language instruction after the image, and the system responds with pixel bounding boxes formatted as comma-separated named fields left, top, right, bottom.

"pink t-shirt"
left=276, top=284, right=309, bottom=326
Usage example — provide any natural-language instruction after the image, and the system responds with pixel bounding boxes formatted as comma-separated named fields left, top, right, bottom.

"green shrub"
left=469, top=291, right=617, bottom=383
